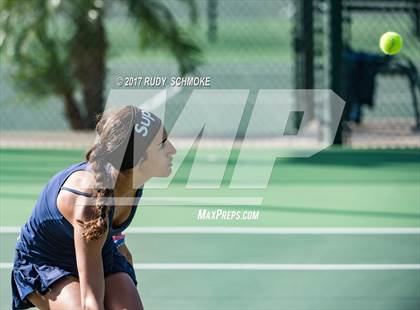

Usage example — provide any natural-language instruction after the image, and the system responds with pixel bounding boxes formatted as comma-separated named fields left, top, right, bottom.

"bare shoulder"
left=57, top=170, right=97, bottom=226
left=64, top=170, right=96, bottom=195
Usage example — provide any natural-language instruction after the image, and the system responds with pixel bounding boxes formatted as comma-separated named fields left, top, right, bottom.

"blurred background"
left=1, top=1, right=419, bottom=309
left=1, top=0, right=419, bottom=148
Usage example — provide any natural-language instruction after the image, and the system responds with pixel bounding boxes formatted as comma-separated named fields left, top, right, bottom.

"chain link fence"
left=1, top=1, right=294, bottom=128
left=1, top=0, right=419, bottom=148
left=337, top=0, right=420, bottom=147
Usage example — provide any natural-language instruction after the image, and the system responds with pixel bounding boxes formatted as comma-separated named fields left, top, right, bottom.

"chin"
left=157, top=169, right=171, bottom=178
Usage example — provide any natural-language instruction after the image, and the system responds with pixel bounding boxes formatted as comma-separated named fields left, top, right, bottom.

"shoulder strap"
left=61, top=186, right=93, bottom=197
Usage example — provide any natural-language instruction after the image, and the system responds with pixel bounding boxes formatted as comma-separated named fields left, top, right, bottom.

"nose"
left=168, top=140, right=177, bottom=155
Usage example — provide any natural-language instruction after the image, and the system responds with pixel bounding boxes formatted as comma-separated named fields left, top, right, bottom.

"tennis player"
left=11, top=106, right=176, bottom=309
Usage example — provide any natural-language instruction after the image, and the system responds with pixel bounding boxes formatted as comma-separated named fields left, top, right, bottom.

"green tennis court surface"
left=1, top=148, right=419, bottom=309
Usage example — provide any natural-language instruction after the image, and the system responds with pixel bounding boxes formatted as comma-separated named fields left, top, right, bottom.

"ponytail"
left=77, top=145, right=113, bottom=240
left=78, top=105, right=161, bottom=240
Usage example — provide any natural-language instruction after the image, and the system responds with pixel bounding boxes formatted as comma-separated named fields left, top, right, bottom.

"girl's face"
left=135, top=126, right=176, bottom=178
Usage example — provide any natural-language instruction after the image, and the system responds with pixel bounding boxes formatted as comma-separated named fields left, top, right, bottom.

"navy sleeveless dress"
left=11, top=162, right=143, bottom=310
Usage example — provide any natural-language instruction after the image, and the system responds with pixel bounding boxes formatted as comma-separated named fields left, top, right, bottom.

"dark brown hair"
left=79, top=106, right=136, bottom=241
left=79, top=105, right=162, bottom=240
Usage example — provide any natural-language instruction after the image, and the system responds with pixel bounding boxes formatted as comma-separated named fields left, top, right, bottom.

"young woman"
left=11, top=105, right=176, bottom=310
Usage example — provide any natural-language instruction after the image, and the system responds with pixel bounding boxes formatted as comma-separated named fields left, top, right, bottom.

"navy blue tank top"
left=15, top=162, right=143, bottom=274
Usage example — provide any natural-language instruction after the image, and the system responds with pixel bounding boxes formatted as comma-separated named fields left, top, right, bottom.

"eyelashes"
left=160, top=139, right=167, bottom=148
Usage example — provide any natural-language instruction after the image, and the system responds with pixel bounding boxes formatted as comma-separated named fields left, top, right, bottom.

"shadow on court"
left=281, top=148, right=420, bottom=167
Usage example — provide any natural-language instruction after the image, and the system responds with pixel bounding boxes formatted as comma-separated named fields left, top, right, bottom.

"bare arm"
left=58, top=171, right=106, bottom=310
left=74, top=208, right=106, bottom=310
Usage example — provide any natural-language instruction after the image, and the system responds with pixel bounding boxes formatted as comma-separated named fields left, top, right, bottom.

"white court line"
left=137, top=197, right=264, bottom=205
left=1, top=227, right=420, bottom=234
left=132, top=263, right=420, bottom=271
left=1, top=262, right=419, bottom=270
left=1, top=263, right=12, bottom=269
left=73, top=197, right=264, bottom=207
left=124, top=227, right=420, bottom=234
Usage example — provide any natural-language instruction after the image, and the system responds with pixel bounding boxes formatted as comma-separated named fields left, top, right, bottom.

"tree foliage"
left=0, top=0, right=201, bottom=129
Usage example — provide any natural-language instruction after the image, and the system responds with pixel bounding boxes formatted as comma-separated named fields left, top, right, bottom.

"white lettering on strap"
left=134, top=111, right=156, bottom=137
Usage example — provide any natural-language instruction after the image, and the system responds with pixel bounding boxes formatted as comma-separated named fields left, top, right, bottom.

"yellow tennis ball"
left=379, top=32, right=403, bottom=55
